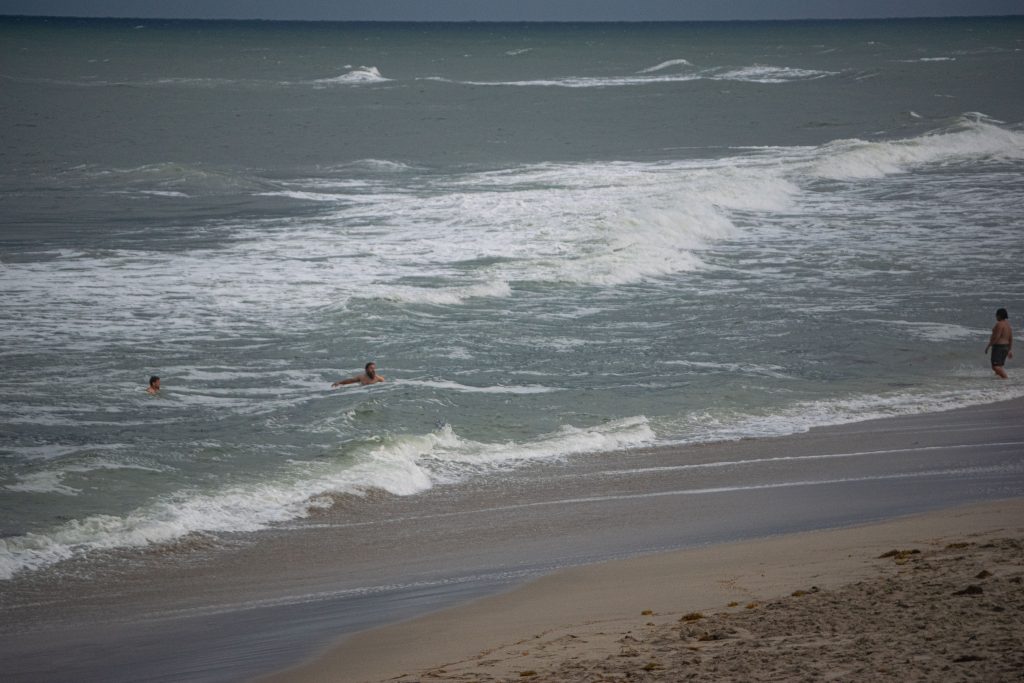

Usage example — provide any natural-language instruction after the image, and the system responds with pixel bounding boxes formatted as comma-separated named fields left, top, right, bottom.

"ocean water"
left=1, top=16, right=1023, bottom=580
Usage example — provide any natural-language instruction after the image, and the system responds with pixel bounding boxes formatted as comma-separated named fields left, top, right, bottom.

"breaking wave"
left=312, top=66, right=390, bottom=86
left=0, top=417, right=654, bottom=579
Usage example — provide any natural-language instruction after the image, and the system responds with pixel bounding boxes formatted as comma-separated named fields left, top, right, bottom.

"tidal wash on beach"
left=1, top=16, right=1024, bottom=580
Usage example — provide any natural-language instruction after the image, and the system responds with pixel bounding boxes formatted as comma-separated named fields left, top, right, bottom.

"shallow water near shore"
left=2, top=15, right=1024, bottom=585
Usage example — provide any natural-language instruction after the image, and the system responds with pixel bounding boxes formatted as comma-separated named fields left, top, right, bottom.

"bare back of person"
left=991, top=319, right=1012, bottom=346
left=985, top=309, right=1013, bottom=379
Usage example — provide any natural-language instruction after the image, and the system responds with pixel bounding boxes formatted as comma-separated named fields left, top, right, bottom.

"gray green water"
left=1, top=16, right=1023, bottom=579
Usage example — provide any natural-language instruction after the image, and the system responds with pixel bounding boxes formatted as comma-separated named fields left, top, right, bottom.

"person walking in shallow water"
left=332, top=362, right=385, bottom=387
left=985, top=308, right=1013, bottom=379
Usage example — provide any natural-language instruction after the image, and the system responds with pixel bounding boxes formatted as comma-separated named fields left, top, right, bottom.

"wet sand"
left=2, top=397, right=1023, bottom=682
left=260, top=499, right=1024, bottom=682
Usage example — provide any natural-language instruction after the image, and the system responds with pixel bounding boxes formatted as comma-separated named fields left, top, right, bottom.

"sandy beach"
left=261, top=498, right=1024, bottom=682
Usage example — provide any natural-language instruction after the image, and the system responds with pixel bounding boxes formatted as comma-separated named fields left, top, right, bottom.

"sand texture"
left=408, top=537, right=1024, bottom=682
left=262, top=499, right=1024, bottom=683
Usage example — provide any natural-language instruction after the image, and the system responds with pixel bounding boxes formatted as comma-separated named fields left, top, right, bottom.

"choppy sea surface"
left=1, top=16, right=1023, bottom=580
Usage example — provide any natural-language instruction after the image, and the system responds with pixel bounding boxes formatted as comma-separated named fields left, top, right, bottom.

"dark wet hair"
left=149, top=375, right=160, bottom=386
left=365, top=362, right=375, bottom=372
left=996, top=308, right=1008, bottom=321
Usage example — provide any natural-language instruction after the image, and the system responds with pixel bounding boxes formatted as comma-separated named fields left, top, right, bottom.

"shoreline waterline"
left=2, top=396, right=1022, bottom=682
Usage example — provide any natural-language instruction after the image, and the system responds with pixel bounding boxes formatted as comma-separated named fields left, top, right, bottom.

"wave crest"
left=639, top=58, right=693, bottom=73
left=0, top=417, right=654, bottom=579
left=313, top=66, right=389, bottom=86
left=813, top=116, right=1024, bottom=179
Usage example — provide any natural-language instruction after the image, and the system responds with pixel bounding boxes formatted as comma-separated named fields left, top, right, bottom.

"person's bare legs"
left=993, top=364, right=1008, bottom=379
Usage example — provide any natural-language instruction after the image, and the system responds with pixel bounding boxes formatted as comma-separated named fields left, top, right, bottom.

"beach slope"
left=260, top=498, right=1024, bottom=682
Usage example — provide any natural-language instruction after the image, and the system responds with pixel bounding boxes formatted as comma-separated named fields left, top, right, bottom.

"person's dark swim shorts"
left=991, top=344, right=1010, bottom=367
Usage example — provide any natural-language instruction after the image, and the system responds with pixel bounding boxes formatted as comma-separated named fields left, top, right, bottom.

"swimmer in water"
left=332, top=362, right=385, bottom=387
left=147, top=376, right=160, bottom=394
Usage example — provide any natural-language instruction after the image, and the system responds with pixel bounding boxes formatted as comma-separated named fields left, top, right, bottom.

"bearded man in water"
left=332, top=362, right=385, bottom=387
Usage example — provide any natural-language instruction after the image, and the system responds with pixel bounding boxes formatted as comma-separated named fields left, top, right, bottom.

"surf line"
left=586, top=440, right=1024, bottom=477
left=472, top=464, right=1018, bottom=510
left=296, top=461, right=1020, bottom=532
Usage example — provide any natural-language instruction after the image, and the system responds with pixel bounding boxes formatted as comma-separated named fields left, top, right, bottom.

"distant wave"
left=710, top=65, right=834, bottom=83
left=425, top=64, right=835, bottom=88
left=638, top=58, right=693, bottom=73
left=346, top=158, right=416, bottom=172
left=61, top=162, right=275, bottom=196
left=312, top=66, right=389, bottom=86
left=423, top=75, right=699, bottom=88
left=5, top=62, right=830, bottom=92
left=811, top=115, right=1024, bottom=179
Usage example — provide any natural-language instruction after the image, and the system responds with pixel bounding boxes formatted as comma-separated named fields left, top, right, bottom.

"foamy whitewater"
left=1, top=16, right=1023, bottom=580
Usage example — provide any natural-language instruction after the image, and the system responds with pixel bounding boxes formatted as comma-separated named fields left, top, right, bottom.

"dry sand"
left=260, top=498, right=1024, bottom=682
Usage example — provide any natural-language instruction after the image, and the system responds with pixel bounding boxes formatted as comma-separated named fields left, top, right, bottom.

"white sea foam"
left=12, top=152, right=798, bottom=328
left=3, top=377, right=1017, bottom=582
left=257, top=190, right=349, bottom=202
left=5, top=471, right=81, bottom=496
left=711, top=65, right=836, bottom=83
left=811, top=117, right=1024, bottom=179
left=869, top=320, right=980, bottom=342
left=662, top=360, right=794, bottom=380
left=351, top=159, right=416, bottom=174
left=424, top=74, right=701, bottom=88
left=639, top=58, right=693, bottom=73
left=5, top=460, right=163, bottom=496
left=150, top=77, right=243, bottom=89
left=138, top=190, right=189, bottom=198
left=551, top=203, right=727, bottom=284
left=1, top=444, right=123, bottom=462
left=0, top=417, right=653, bottom=579
left=667, top=385, right=1024, bottom=446
left=420, top=416, right=656, bottom=472
left=404, top=379, right=560, bottom=394
left=371, top=280, right=513, bottom=305
left=424, top=63, right=831, bottom=89
left=313, top=66, right=389, bottom=86
left=0, top=148, right=811, bottom=348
